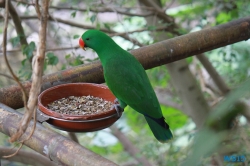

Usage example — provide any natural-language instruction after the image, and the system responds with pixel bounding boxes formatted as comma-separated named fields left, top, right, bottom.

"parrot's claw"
left=114, top=98, right=119, bottom=104
left=111, top=103, right=124, bottom=118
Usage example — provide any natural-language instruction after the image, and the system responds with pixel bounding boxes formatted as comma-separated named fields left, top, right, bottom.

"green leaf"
left=21, top=59, right=26, bottom=66
left=43, top=61, right=48, bottom=70
left=161, top=105, right=188, bottom=129
left=73, top=35, right=80, bottom=39
left=71, top=11, right=77, bottom=18
left=10, top=36, right=20, bottom=47
left=46, top=52, right=58, bottom=65
left=61, top=64, right=66, bottom=70
left=90, top=14, right=97, bottom=23
left=124, top=106, right=148, bottom=133
left=69, top=56, right=84, bottom=66
left=146, top=66, right=169, bottom=87
left=147, top=25, right=156, bottom=31
left=216, top=12, right=231, bottom=24
left=65, top=54, right=71, bottom=59
left=18, top=59, right=32, bottom=80
left=186, top=57, right=193, bottom=64
left=96, top=22, right=101, bottom=30
left=104, top=23, right=111, bottom=31
left=22, top=42, right=36, bottom=59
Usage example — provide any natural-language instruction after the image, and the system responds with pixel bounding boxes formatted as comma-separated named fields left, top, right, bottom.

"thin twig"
left=196, top=54, right=230, bottom=95
left=0, top=45, right=79, bottom=53
left=50, top=5, right=154, bottom=17
left=3, top=143, right=23, bottom=158
left=68, top=132, right=79, bottom=143
left=0, top=73, right=15, bottom=80
left=12, top=0, right=35, bottom=6
left=35, top=0, right=41, bottom=20
left=2, top=0, right=29, bottom=158
left=163, top=0, right=175, bottom=11
left=110, top=125, right=153, bottom=166
left=2, top=0, right=28, bottom=110
left=18, top=107, right=38, bottom=144
left=9, top=0, right=50, bottom=143
left=13, top=0, right=156, bottom=17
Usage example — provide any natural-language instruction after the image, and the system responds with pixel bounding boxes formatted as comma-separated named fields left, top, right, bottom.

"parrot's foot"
left=111, top=98, right=124, bottom=118
left=114, top=98, right=119, bottom=104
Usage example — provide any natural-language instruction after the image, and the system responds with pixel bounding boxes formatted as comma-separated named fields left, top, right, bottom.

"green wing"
left=103, top=54, right=162, bottom=119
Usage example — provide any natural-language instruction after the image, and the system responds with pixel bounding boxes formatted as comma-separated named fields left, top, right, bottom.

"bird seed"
left=46, top=95, right=113, bottom=115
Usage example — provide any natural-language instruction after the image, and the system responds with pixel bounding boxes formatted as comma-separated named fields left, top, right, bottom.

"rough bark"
left=0, top=147, right=58, bottom=166
left=0, top=103, right=117, bottom=166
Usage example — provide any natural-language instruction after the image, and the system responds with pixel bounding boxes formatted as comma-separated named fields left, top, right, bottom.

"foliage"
left=0, top=0, right=250, bottom=165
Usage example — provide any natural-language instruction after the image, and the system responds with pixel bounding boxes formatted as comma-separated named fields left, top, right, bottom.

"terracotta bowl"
left=38, top=83, right=121, bottom=132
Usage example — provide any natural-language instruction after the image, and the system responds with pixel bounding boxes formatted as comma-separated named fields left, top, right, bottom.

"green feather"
left=80, top=30, right=173, bottom=142
left=144, top=116, right=173, bottom=143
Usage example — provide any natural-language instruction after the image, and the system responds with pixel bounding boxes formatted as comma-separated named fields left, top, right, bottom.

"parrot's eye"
left=86, top=38, right=90, bottom=41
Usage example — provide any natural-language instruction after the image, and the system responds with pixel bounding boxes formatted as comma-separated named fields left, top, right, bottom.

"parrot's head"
left=79, top=29, right=113, bottom=53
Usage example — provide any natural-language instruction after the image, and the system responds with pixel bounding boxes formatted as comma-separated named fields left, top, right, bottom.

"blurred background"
left=0, top=0, right=250, bottom=165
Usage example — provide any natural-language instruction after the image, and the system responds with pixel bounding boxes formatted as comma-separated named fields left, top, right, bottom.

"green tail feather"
left=144, top=116, right=173, bottom=143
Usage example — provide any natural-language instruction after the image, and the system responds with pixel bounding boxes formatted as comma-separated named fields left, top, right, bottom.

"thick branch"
left=0, top=17, right=250, bottom=109
left=0, top=103, right=117, bottom=166
left=0, top=147, right=57, bottom=166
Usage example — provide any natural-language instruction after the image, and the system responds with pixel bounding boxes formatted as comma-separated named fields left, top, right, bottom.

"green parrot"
left=79, top=30, right=173, bottom=143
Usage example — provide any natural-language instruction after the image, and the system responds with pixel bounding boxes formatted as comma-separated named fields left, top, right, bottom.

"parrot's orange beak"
left=79, top=38, right=86, bottom=50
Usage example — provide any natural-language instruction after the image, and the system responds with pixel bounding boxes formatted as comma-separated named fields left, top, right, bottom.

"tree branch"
left=0, top=45, right=79, bottom=53
left=2, top=0, right=29, bottom=128
left=8, top=1, right=28, bottom=47
left=196, top=54, right=230, bottom=95
left=0, top=103, right=117, bottom=166
left=68, top=132, right=79, bottom=143
left=138, top=0, right=180, bottom=35
left=0, top=73, right=15, bottom=81
left=155, top=88, right=182, bottom=110
left=12, top=0, right=158, bottom=17
left=110, top=125, right=153, bottom=166
left=10, top=0, right=49, bottom=143
left=0, top=14, right=164, bottom=47
left=0, top=17, right=250, bottom=109
left=50, top=5, right=155, bottom=17
left=0, top=147, right=57, bottom=166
